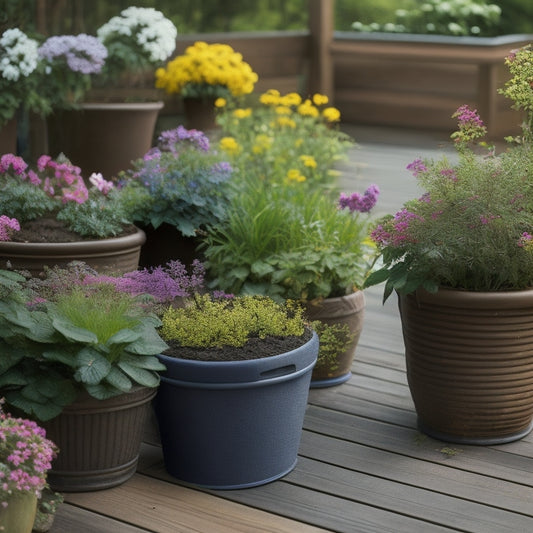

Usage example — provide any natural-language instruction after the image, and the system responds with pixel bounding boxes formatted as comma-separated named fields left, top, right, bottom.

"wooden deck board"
left=50, top=126, right=533, bottom=532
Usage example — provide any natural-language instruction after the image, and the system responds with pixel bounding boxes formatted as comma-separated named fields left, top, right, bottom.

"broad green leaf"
left=117, top=362, right=160, bottom=388
left=43, top=348, right=78, bottom=367
left=75, top=347, right=111, bottom=385
left=53, top=317, right=98, bottom=343
left=107, top=328, right=140, bottom=346
left=104, top=367, right=132, bottom=392
left=251, top=261, right=275, bottom=276
left=120, top=353, right=166, bottom=371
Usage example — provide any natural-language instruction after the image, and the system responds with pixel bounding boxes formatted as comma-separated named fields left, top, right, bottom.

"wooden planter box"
left=331, top=32, right=533, bottom=138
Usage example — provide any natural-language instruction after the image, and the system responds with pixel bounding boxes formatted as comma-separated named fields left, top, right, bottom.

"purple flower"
left=0, top=154, right=27, bottom=175
left=406, top=158, right=428, bottom=177
left=518, top=232, right=532, bottom=247
left=38, top=34, right=107, bottom=74
left=158, top=126, right=210, bottom=153
left=338, top=184, right=379, bottom=213
left=0, top=215, right=20, bottom=241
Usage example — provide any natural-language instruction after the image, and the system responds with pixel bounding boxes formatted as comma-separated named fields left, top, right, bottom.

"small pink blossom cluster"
left=518, top=232, right=532, bottom=248
left=371, top=208, right=424, bottom=247
left=450, top=104, right=487, bottom=145
left=338, top=184, right=379, bottom=213
left=0, top=215, right=20, bottom=241
left=406, top=158, right=428, bottom=177
left=0, top=403, right=57, bottom=508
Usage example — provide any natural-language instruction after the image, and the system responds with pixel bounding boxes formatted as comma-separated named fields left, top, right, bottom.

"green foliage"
left=350, top=0, right=502, bottom=36
left=310, top=320, right=355, bottom=372
left=0, top=269, right=167, bottom=421
left=203, top=182, right=377, bottom=301
left=160, top=294, right=305, bottom=348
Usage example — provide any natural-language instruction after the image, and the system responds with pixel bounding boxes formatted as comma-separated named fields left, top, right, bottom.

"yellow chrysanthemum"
left=276, top=116, right=297, bottom=128
left=280, top=92, right=302, bottom=107
left=297, top=99, right=320, bottom=117
left=275, top=106, right=292, bottom=115
left=259, top=89, right=281, bottom=106
left=233, top=108, right=252, bottom=119
left=219, top=136, right=241, bottom=155
left=252, top=134, right=273, bottom=154
left=286, top=169, right=306, bottom=182
left=299, top=155, right=317, bottom=168
left=322, top=106, right=341, bottom=122
left=312, top=93, right=329, bottom=106
left=214, top=98, right=227, bottom=108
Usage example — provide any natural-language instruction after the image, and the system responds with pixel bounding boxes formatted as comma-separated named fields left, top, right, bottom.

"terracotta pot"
left=44, top=387, right=156, bottom=492
left=0, top=491, right=37, bottom=533
left=0, top=116, right=17, bottom=155
left=399, top=288, right=533, bottom=444
left=305, top=291, right=365, bottom=387
left=47, top=101, right=164, bottom=179
left=0, top=226, right=146, bottom=276
left=182, top=97, right=217, bottom=132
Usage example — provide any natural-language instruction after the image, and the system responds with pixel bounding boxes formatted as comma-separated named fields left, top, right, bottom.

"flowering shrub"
left=365, top=45, right=533, bottom=301
left=216, top=89, right=352, bottom=188
left=0, top=403, right=57, bottom=507
left=352, top=0, right=502, bottom=37
left=155, top=41, right=258, bottom=99
left=0, top=153, right=133, bottom=240
left=119, top=126, right=234, bottom=236
left=96, top=6, right=177, bottom=88
left=37, top=33, right=107, bottom=110
left=0, top=28, right=44, bottom=125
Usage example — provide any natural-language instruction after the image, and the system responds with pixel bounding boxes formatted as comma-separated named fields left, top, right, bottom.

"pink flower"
left=89, top=172, right=114, bottom=195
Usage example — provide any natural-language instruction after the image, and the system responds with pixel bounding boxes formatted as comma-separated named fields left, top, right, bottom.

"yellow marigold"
left=219, top=136, right=241, bottom=155
left=299, top=155, right=317, bottom=168
left=215, top=98, right=227, bottom=107
left=286, top=169, right=306, bottom=183
left=280, top=92, right=302, bottom=107
left=297, top=99, right=320, bottom=117
left=276, top=116, right=296, bottom=128
left=312, top=93, right=329, bottom=106
left=275, top=106, right=292, bottom=115
left=233, top=108, right=252, bottom=119
left=322, top=106, right=341, bottom=122
left=294, top=138, right=304, bottom=148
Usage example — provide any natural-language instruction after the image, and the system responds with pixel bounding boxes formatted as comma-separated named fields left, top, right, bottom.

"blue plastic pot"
left=154, top=331, right=318, bottom=489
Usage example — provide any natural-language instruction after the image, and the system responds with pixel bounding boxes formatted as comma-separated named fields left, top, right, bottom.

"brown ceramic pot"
left=44, top=387, right=156, bottom=492
left=305, top=290, right=365, bottom=387
left=0, top=226, right=146, bottom=276
left=399, top=288, right=533, bottom=444
left=182, top=97, right=218, bottom=132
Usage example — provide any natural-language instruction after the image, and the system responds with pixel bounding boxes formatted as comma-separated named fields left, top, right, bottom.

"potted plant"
left=364, top=43, right=533, bottom=444
left=44, top=7, right=178, bottom=178
left=0, top=152, right=147, bottom=274
left=0, top=402, right=57, bottom=533
left=0, top=28, right=48, bottom=153
left=119, top=125, right=234, bottom=268
left=154, top=291, right=318, bottom=489
left=155, top=40, right=258, bottom=131
left=0, top=266, right=167, bottom=491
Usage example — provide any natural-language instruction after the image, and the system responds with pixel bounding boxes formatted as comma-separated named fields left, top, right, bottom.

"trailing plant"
left=0, top=266, right=167, bottom=421
left=310, top=320, right=355, bottom=373
left=365, top=44, right=533, bottom=301
left=119, top=126, right=234, bottom=236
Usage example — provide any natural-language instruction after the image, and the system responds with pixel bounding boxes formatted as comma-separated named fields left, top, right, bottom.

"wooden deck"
left=49, top=126, right=533, bottom=533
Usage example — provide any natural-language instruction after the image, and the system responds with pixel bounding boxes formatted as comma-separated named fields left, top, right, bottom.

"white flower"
left=0, top=28, right=39, bottom=82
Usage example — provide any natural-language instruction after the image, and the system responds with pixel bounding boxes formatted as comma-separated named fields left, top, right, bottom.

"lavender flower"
left=406, top=158, right=428, bottom=177
left=0, top=215, right=20, bottom=241
left=339, top=184, right=379, bottom=213
left=158, top=126, right=211, bottom=153
left=38, top=34, right=107, bottom=74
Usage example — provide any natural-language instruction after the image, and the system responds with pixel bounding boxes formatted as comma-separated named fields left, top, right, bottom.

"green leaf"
left=251, top=260, right=275, bottom=276
left=42, top=348, right=78, bottom=367
left=117, top=362, right=160, bottom=388
left=104, top=366, right=133, bottom=392
left=364, top=268, right=390, bottom=288
left=120, top=353, right=166, bottom=371
left=74, top=347, right=111, bottom=385
left=107, top=328, right=141, bottom=346
left=53, top=316, right=98, bottom=343
left=125, top=324, right=168, bottom=355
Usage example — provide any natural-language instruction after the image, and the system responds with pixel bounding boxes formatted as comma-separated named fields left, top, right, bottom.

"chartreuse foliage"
left=0, top=272, right=167, bottom=421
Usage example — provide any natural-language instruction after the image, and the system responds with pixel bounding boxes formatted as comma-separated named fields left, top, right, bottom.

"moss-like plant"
left=160, top=294, right=305, bottom=348
left=310, top=320, right=355, bottom=372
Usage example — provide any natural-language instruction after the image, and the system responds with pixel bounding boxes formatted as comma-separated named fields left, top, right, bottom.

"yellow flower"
left=322, top=106, right=341, bottom=122
left=297, top=99, right=320, bottom=117
left=312, top=93, right=329, bottom=106
left=299, top=155, right=317, bottom=168
left=252, top=134, right=273, bottom=154
left=280, top=92, right=302, bottom=106
left=286, top=169, right=306, bottom=182
left=233, top=108, right=252, bottom=119
left=215, top=98, right=227, bottom=108
left=219, top=136, right=241, bottom=155
left=259, top=89, right=281, bottom=106
left=276, top=116, right=296, bottom=128
left=275, top=106, right=292, bottom=115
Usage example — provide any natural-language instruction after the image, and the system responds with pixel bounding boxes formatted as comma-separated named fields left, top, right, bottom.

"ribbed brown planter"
left=47, top=101, right=164, bottom=179
left=305, top=290, right=365, bottom=388
left=182, top=97, right=217, bottom=132
left=43, top=387, right=156, bottom=492
left=0, top=226, right=145, bottom=276
left=399, top=288, right=533, bottom=444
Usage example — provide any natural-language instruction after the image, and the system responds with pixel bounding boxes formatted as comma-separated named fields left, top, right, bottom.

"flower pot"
left=43, top=387, right=156, bottom=492
left=47, top=101, right=164, bottom=179
left=399, top=288, right=533, bottom=444
left=154, top=331, right=318, bottom=489
left=0, top=226, right=146, bottom=276
left=305, top=291, right=365, bottom=388
left=0, top=116, right=17, bottom=155
left=0, top=491, right=37, bottom=533
left=182, top=97, right=217, bottom=132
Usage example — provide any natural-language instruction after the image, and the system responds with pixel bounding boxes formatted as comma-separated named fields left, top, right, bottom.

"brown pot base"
left=418, top=419, right=533, bottom=445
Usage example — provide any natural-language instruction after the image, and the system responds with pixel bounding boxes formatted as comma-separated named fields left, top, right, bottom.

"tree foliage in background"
left=1, top=0, right=532, bottom=38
